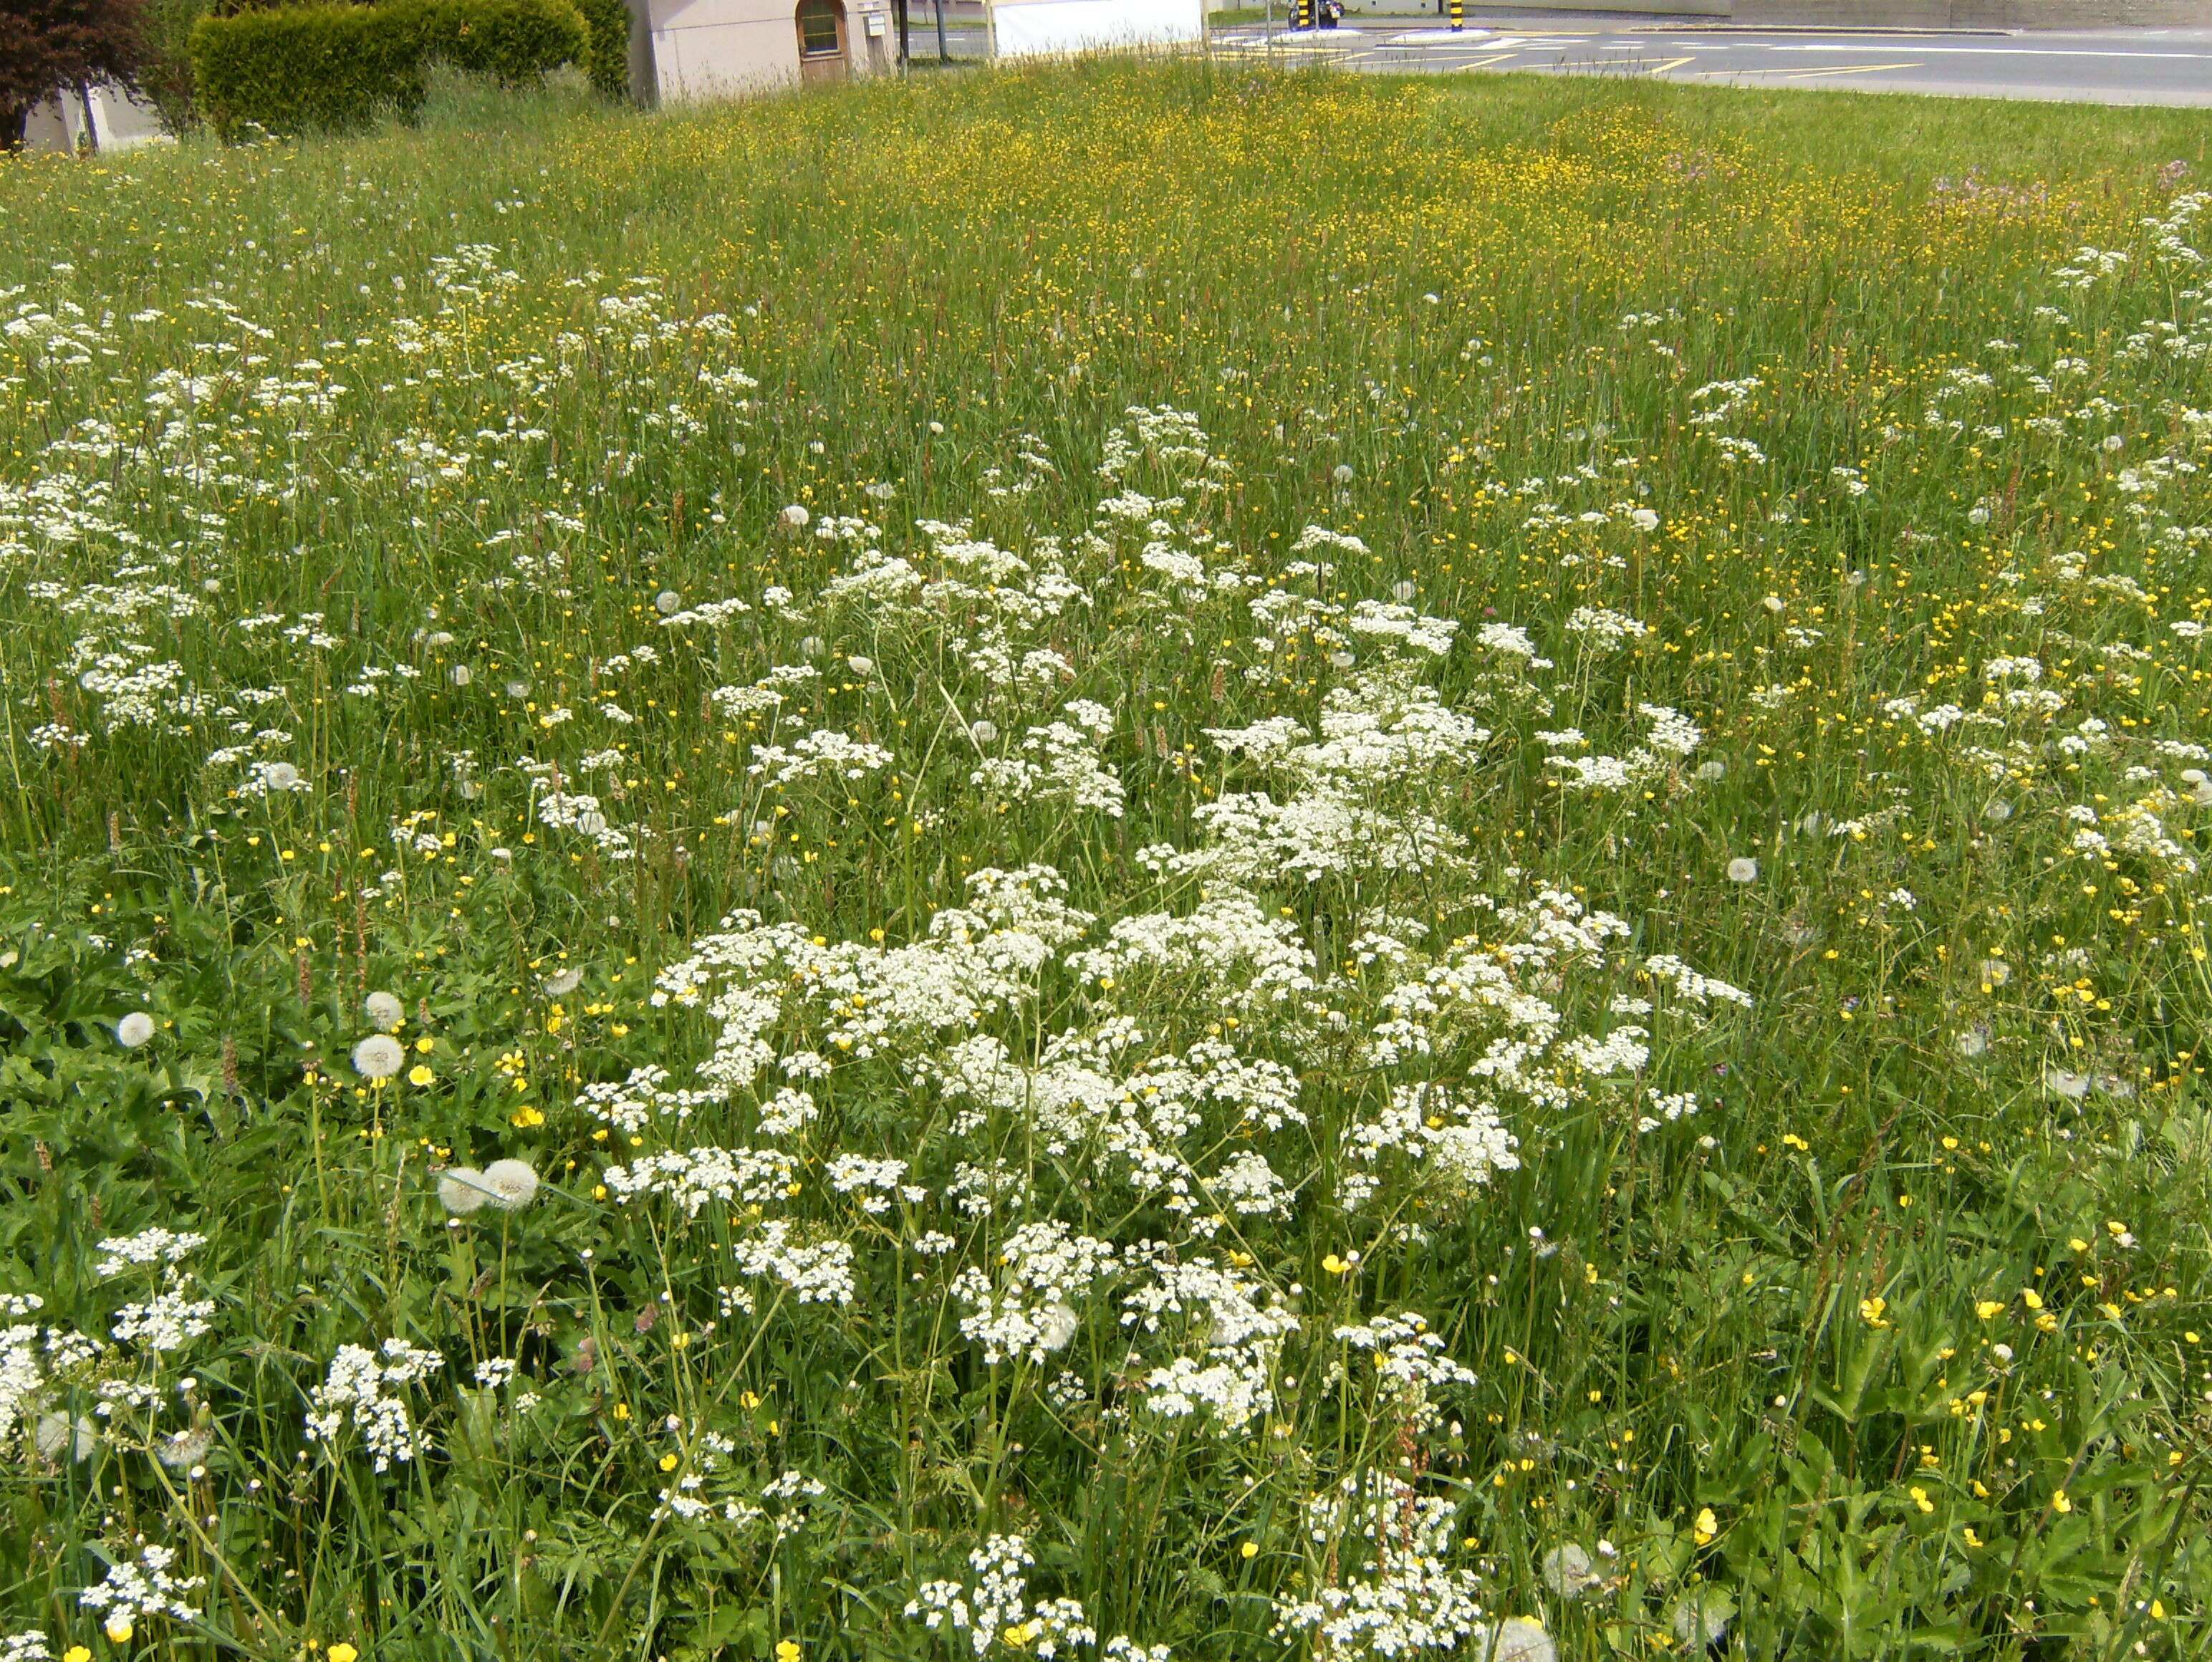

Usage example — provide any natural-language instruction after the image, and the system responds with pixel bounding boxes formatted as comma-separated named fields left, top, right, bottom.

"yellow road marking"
left=1783, top=61, right=1923, bottom=77
left=1644, top=56, right=1696, bottom=73
left=1460, top=52, right=1521, bottom=67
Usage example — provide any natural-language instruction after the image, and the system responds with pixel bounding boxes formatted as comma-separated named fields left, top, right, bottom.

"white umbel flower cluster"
left=305, top=1337, right=443, bottom=1471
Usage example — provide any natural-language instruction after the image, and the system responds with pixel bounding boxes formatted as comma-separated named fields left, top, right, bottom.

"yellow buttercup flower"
left=330, top=1646, right=361, bottom=1662
left=1692, top=1507, right=1718, bottom=1545
left=408, top=1065, right=435, bottom=1086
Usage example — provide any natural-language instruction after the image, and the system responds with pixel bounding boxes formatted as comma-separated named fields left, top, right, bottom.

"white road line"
left=1774, top=42, right=2212, bottom=57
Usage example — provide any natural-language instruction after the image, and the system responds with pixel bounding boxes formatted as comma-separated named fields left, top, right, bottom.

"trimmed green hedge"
left=191, top=3, right=427, bottom=139
left=191, top=0, right=595, bottom=140
left=572, top=0, right=630, bottom=99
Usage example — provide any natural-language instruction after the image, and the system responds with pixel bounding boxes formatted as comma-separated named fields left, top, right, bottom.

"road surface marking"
left=1784, top=61, right=1923, bottom=77
left=1774, top=42, right=2212, bottom=58
left=1644, top=55, right=1697, bottom=73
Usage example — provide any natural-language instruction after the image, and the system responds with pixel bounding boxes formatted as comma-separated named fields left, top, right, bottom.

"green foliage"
left=132, top=0, right=213, bottom=132
left=189, top=0, right=585, bottom=139
left=190, top=1, right=429, bottom=138
left=4, top=59, right=2212, bottom=1662
left=571, top=0, right=630, bottom=100
left=406, top=0, right=588, bottom=89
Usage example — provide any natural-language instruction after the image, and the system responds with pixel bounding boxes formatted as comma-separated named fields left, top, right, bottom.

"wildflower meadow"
left=1, top=59, right=2211, bottom=1662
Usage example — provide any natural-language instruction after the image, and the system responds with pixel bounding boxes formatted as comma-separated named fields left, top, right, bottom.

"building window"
left=797, top=0, right=842, bottom=56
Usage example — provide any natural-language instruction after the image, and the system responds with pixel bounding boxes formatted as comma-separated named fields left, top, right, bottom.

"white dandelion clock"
left=544, top=968, right=582, bottom=997
left=34, top=1411, right=95, bottom=1462
left=1471, top=1618, right=1555, bottom=1662
left=363, top=991, right=405, bottom=1030
left=156, top=1423, right=213, bottom=1471
left=1540, top=1544, right=1601, bottom=1598
left=655, top=590, right=681, bottom=615
left=1037, top=1304, right=1080, bottom=1353
left=352, top=1034, right=405, bottom=1080
left=116, top=1012, right=156, bottom=1048
left=780, top=504, right=810, bottom=529
left=1726, top=858, right=1759, bottom=884
left=450, top=665, right=472, bottom=687
left=482, top=1158, right=540, bottom=1211
left=1630, top=507, right=1660, bottom=532
left=438, top=1168, right=490, bottom=1215
left=1671, top=1588, right=1735, bottom=1648
left=2044, top=1067, right=2092, bottom=1101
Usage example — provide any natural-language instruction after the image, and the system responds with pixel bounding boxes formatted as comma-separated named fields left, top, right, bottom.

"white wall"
left=989, top=0, right=1204, bottom=57
left=632, top=0, right=894, bottom=101
left=22, top=85, right=169, bottom=155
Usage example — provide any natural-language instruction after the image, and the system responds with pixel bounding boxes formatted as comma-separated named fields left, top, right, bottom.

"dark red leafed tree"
left=0, top=0, right=148, bottom=151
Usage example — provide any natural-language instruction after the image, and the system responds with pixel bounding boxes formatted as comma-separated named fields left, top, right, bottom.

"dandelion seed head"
left=363, top=991, right=405, bottom=1030
left=352, top=1034, right=405, bottom=1079
left=1671, top=1591, right=1733, bottom=1648
left=483, top=1158, right=539, bottom=1210
left=655, top=590, right=681, bottom=615
left=1726, top=858, right=1759, bottom=884
left=438, top=1168, right=489, bottom=1215
left=117, top=1012, right=156, bottom=1048
left=1541, top=1544, right=1600, bottom=1598
left=1471, top=1618, right=1555, bottom=1662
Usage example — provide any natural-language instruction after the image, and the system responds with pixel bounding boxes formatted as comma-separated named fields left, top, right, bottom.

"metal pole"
left=895, top=0, right=909, bottom=69
left=933, top=0, right=948, bottom=62
left=1296, top=0, right=1310, bottom=28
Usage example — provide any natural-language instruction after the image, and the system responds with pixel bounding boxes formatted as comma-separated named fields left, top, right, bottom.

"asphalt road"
left=1206, top=18, right=2212, bottom=104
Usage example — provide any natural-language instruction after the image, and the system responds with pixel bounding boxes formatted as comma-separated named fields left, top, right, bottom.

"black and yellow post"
left=1449, top=0, right=1463, bottom=29
left=1297, top=0, right=1313, bottom=27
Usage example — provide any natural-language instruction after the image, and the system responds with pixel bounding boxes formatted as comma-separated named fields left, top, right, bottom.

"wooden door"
left=796, top=0, right=848, bottom=81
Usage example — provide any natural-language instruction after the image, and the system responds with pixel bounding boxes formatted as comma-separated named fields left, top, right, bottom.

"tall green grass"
left=0, top=58, right=2208, bottom=1662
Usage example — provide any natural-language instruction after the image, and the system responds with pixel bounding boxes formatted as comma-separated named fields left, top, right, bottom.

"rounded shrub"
left=190, top=0, right=590, bottom=140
